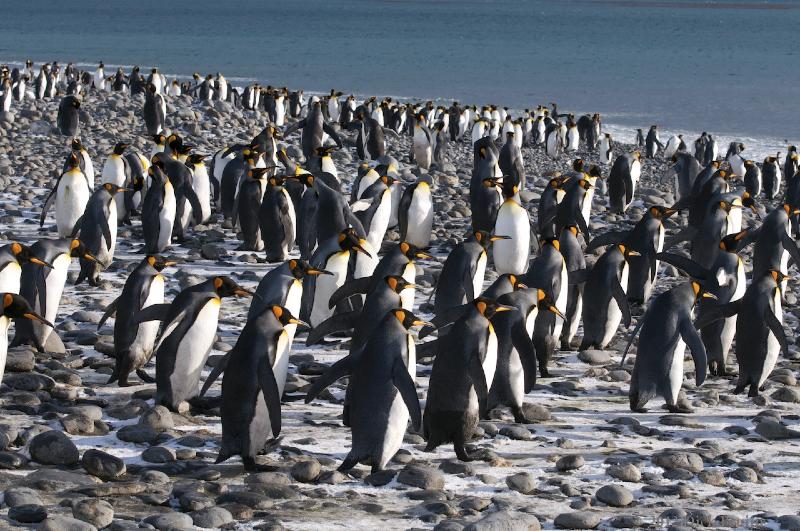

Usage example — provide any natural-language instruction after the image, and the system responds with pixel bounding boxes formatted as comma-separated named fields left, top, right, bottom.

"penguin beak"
left=24, top=312, right=53, bottom=328
left=664, top=208, right=679, bottom=217
left=83, top=253, right=99, bottom=263
left=627, top=250, right=641, bottom=257
left=412, top=319, right=433, bottom=328
left=415, top=251, right=434, bottom=260
left=117, top=187, right=131, bottom=193
left=289, top=318, right=309, bottom=328
left=548, top=305, right=566, bottom=320
left=701, top=292, right=718, bottom=300
left=516, top=282, right=528, bottom=289
left=490, top=235, right=511, bottom=242
left=353, top=244, right=371, bottom=257
left=163, top=260, right=178, bottom=267
left=403, top=283, right=417, bottom=290
left=493, top=304, right=515, bottom=313
left=307, top=268, right=332, bottom=276
left=30, top=257, right=53, bottom=268
left=234, top=288, right=254, bottom=297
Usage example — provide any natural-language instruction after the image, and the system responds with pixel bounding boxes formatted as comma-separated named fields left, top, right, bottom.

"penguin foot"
left=242, top=457, right=278, bottom=472
left=559, top=341, right=573, bottom=352
left=666, top=404, right=693, bottom=414
left=539, top=369, right=551, bottom=378
left=733, top=384, right=746, bottom=395
left=136, top=369, right=155, bottom=383
left=748, top=386, right=760, bottom=398
left=631, top=407, right=648, bottom=413
left=454, top=443, right=474, bottom=462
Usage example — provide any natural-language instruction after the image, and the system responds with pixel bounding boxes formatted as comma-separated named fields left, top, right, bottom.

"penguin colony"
left=0, top=60, right=798, bottom=523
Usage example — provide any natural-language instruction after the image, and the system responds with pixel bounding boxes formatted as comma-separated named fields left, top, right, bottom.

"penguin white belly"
left=567, top=129, right=579, bottom=151
left=248, top=390, right=273, bottom=449
left=129, top=275, right=165, bottom=360
left=667, top=337, right=686, bottom=404
left=400, top=262, right=416, bottom=311
left=56, top=173, right=91, bottom=237
left=760, top=292, right=783, bottom=387
left=629, top=161, right=641, bottom=201
left=42, top=253, right=71, bottom=344
left=283, top=280, right=303, bottom=344
left=780, top=249, right=789, bottom=294
left=727, top=207, right=742, bottom=235
left=413, top=131, right=431, bottom=168
left=405, top=185, right=433, bottom=248
left=310, top=251, right=350, bottom=327
left=508, top=347, right=525, bottom=406
left=0, top=262, right=22, bottom=294
left=729, top=155, right=745, bottom=178
left=275, top=100, right=286, bottom=126
left=192, top=166, right=212, bottom=223
left=102, top=157, right=127, bottom=220
left=388, top=184, right=401, bottom=228
left=602, top=264, right=628, bottom=347
left=0, top=316, right=10, bottom=383
left=356, top=173, right=379, bottom=199
left=281, top=188, right=297, bottom=254
left=366, top=192, right=392, bottom=251
left=406, top=335, right=417, bottom=381
left=321, top=157, right=337, bottom=179
left=158, top=183, right=176, bottom=251
left=2, top=93, right=11, bottom=113
left=94, top=201, right=118, bottom=267
left=354, top=240, right=378, bottom=280
left=483, top=326, right=498, bottom=390
left=471, top=252, right=487, bottom=303
left=581, top=187, right=595, bottom=228
left=492, top=200, right=529, bottom=275
left=600, top=140, right=611, bottom=164
left=546, top=134, right=558, bottom=157
left=273, top=330, right=291, bottom=396
left=170, top=298, right=221, bottom=401
left=567, top=294, right=583, bottom=343
left=553, top=263, right=569, bottom=339
left=378, top=392, right=410, bottom=470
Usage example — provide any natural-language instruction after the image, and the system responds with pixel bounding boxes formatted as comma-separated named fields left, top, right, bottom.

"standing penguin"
left=143, top=83, right=165, bottom=135
left=579, top=244, right=637, bottom=350
left=214, top=305, right=304, bottom=471
left=625, top=281, right=711, bottom=412
left=101, top=142, right=131, bottom=221
left=259, top=175, right=296, bottom=262
left=412, top=114, right=433, bottom=170
left=762, top=155, right=782, bottom=200
left=0, top=243, right=52, bottom=294
left=492, top=183, right=531, bottom=275
left=599, top=133, right=613, bottom=165
left=141, top=166, right=176, bottom=254
left=558, top=225, right=587, bottom=350
left=99, top=255, right=175, bottom=386
left=306, top=309, right=423, bottom=472
left=57, top=95, right=81, bottom=136
left=433, top=231, right=507, bottom=315
left=75, top=183, right=127, bottom=286
left=235, top=168, right=269, bottom=251
left=743, top=160, right=762, bottom=197
left=0, top=294, right=53, bottom=384
left=607, top=152, right=642, bottom=213
left=398, top=175, right=434, bottom=249
left=282, top=100, right=342, bottom=160
left=141, top=276, right=252, bottom=411
left=424, top=298, right=511, bottom=461
left=185, top=154, right=212, bottom=224
left=625, top=205, right=678, bottom=303
left=645, top=125, right=664, bottom=158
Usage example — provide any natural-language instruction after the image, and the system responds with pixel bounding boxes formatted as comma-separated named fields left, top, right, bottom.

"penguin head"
left=269, top=305, right=307, bottom=328
left=474, top=230, right=508, bottom=248
left=153, top=134, right=166, bottom=145
left=288, top=259, right=331, bottom=279
left=385, top=275, right=414, bottom=294
left=70, top=138, right=83, bottom=151
left=782, top=203, right=800, bottom=217
left=337, top=229, right=371, bottom=257
left=399, top=241, right=432, bottom=261
left=131, top=175, right=145, bottom=191
left=690, top=280, right=717, bottom=303
left=9, top=243, right=51, bottom=268
left=146, top=83, right=157, bottom=93
left=69, top=239, right=97, bottom=262
left=535, top=288, right=565, bottom=320
left=719, top=230, right=748, bottom=253
left=248, top=168, right=269, bottom=181
left=769, top=269, right=791, bottom=286
left=572, top=159, right=586, bottom=172
left=542, top=238, right=561, bottom=252
left=186, top=154, right=206, bottom=166
left=380, top=174, right=396, bottom=187
left=390, top=308, right=430, bottom=330
left=578, top=179, right=594, bottom=191
left=147, top=164, right=167, bottom=184
left=740, top=192, right=758, bottom=215
left=71, top=98, right=81, bottom=109
left=1, top=293, right=53, bottom=328
left=101, top=182, right=127, bottom=195
left=616, top=243, right=640, bottom=260
left=146, top=255, right=176, bottom=272
left=212, top=276, right=253, bottom=298
left=505, top=274, right=527, bottom=290
left=112, top=142, right=129, bottom=155
left=65, top=152, right=81, bottom=171
left=482, top=177, right=500, bottom=188
left=473, top=297, right=514, bottom=320
left=649, top=205, right=679, bottom=219
left=717, top=200, right=741, bottom=213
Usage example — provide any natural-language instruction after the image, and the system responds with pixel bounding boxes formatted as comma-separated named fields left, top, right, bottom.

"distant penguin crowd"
left=0, top=59, right=798, bottom=472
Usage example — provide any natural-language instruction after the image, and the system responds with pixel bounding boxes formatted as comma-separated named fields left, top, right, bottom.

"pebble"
left=291, top=458, right=321, bottom=483
left=29, top=430, right=79, bottom=465
left=463, top=510, right=540, bottom=531
left=81, top=449, right=126, bottom=479
left=554, top=511, right=602, bottom=529
left=38, top=515, right=98, bottom=531
left=578, top=350, right=612, bottom=365
left=556, top=454, right=585, bottom=472
left=145, top=512, right=194, bottom=530
left=72, top=499, right=114, bottom=528
left=652, top=450, right=704, bottom=473
left=607, top=463, right=640, bottom=482
left=397, top=465, right=445, bottom=490
left=8, top=504, right=48, bottom=523
left=191, top=506, right=234, bottom=528
left=595, top=484, right=633, bottom=507
left=505, top=472, right=535, bottom=494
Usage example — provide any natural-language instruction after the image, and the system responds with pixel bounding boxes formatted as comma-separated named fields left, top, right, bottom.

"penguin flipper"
left=576, top=211, right=591, bottom=240
left=322, top=121, right=343, bottom=149
left=304, top=355, right=354, bottom=404
left=511, top=317, right=537, bottom=392
left=70, top=215, right=85, bottom=238
left=663, top=226, right=696, bottom=251
left=679, top=318, right=707, bottom=386
left=417, top=339, right=438, bottom=359
left=655, top=252, right=708, bottom=281
left=420, top=304, right=468, bottom=339
left=97, top=296, right=119, bottom=330
left=568, top=268, right=590, bottom=286
left=392, top=358, right=421, bottom=430
left=611, top=278, right=632, bottom=327
left=134, top=303, right=171, bottom=324
left=199, top=348, right=234, bottom=397
left=306, top=311, right=358, bottom=345
left=100, top=216, right=112, bottom=249
left=39, top=187, right=57, bottom=227
left=184, top=185, right=204, bottom=225
left=693, top=299, right=741, bottom=330
left=620, top=317, right=646, bottom=368
left=468, top=353, right=489, bottom=418
left=763, top=308, right=789, bottom=359
left=586, top=230, right=626, bottom=253
left=328, top=278, right=371, bottom=308
left=258, top=356, right=282, bottom=437
left=781, top=231, right=800, bottom=268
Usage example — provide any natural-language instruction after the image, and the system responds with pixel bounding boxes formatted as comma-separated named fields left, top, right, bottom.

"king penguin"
left=75, top=183, right=127, bottom=286
left=1, top=294, right=53, bottom=384
left=41, top=152, right=92, bottom=237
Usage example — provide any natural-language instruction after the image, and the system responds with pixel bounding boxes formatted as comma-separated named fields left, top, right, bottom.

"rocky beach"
left=0, top=83, right=797, bottom=531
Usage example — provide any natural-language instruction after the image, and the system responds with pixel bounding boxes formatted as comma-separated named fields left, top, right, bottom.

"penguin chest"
left=321, top=157, right=337, bottom=177
left=192, top=167, right=212, bottom=221
left=102, top=156, right=126, bottom=185
left=130, top=275, right=165, bottom=358
left=366, top=192, right=392, bottom=250
left=406, top=184, right=433, bottom=248
left=159, top=184, right=177, bottom=250
left=761, top=291, right=783, bottom=387
left=283, top=280, right=303, bottom=343
left=0, top=316, right=11, bottom=382
left=398, top=261, right=416, bottom=311
left=482, top=325, right=498, bottom=390
left=56, top=173, right=91, bottom=236
left=311, top=251, right=350, bottom=327
left=552, top=262, right=569, bottom=338
left=472, top=252, right=487, bottom=302
left=45, top=254, right=71, bottom=325
left=602, top=263, right=628, bottom=347
left=171, top=298, right=221, bottom=398
left=726, top=207, right=742, bottom=235
left=98, top=201, right=118, bottom=265
left=354, top=241, right=378, bottom=281
left=492, top=200, right=530, bottom=275
left=667, top=333, right=687, bottom=404
left=273, top=330, right=291, bottom=396
left=406, top=334, right=417, bottom=382
left=0, top=262, right=22, bottom=294
left=248, top=389, right=274, bottom=452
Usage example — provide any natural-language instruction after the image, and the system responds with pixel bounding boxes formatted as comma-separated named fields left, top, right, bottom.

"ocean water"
left=0, top=0, right=797, bottom=156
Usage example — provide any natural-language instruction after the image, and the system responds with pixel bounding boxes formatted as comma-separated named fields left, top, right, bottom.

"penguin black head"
left=65, top=152, right=81, bottom=170
left=534, top=288, right=565, bottom=319
left=399, top=241, right=432, bottom=261
left=717, top=200, right=739, bottom=213
left=616, top=243, right=640, bottom=260
left=153, top=134, right=166, bottom=145
left=150, top=154, right=165, bottom=170
left=390, top=308, right=430, bottom=330
left=248, top=168, right=269, bottom=180
left=473, top=297, right=514, bottom=320
left=385, top=275, right=414, bottom=294
left=269, top=305, right=307, bottom=328
left=337, top=229, right=371, bottom=257
left=101, top=182, right=127, bottom=195
left=212, top=276, right=253, bottom=298
left=288, top=259, right=331, bottom=279
left=648, top=205, right=679, bottom=219
left=474, top=230, right=508, bottom=248
left=578, top=178, right=594, bottom=191
left=112, top=142, right=129, bottom=155
left=69, top=239, right=97, bottom=262
left=504, top=274, right=527, bottom=290
left=542, top=237, right=561, bottom=252
left=481, top=177, right=500, bottom=188
left=186, top=154, right=205, bottom=165
left=146, top=83, right=157, bottom=93
left=769, top=269, right=791, bottom=286
left=70, top=138, right=83, bottom=151
left=380, top=174, right=396, bottom=187
left=71, top=98, right=81, bottom=109
left=267, top=175, right=286, bottom=187
left=9, top=242, right=52, bottom=268
left=1, top=293, right=53, bottom=328
left=690, top=280, right=717, bottom=302
left=782, top=204, right=800, bottom=217
left=146, top=255, right=176, bottom=272
left=740, top=192, right=758, bottom=214
left=719, top=230, right=748, bottom=253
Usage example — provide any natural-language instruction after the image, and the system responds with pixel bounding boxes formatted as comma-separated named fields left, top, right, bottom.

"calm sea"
left=0, top=0, right=797, bottom=154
